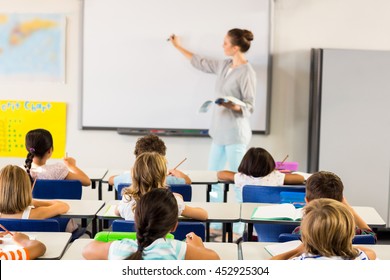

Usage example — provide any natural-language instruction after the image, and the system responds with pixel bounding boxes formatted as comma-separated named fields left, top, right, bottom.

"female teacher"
left=170, top=28, right=257, bottom=205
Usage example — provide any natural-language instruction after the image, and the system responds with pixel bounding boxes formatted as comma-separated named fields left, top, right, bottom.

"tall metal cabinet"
left=308, top=48, right=390, bottom=226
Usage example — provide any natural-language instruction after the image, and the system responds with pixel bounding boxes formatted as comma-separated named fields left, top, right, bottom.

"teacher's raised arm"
left=169, top=34, right=193, bottom=60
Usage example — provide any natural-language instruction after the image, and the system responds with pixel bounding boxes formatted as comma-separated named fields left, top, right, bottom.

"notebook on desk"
left=103, top=205, right=120, bottom=217
left=264, top=240, right=302, bottom=256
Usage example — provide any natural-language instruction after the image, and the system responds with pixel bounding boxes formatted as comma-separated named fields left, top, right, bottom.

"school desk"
left=56, top=199, right=105, bottom=236
left=0, top=232, right=72, bottom=260
left=103, top=169, right=220, bottom=202
left=96, top=201, right=241, bottom=242
left=240, top=203, right=387, bottom=239
left=61, top=239, right=238, bottom=260
left=240, top=242, right=390, bottom=260
left=83, top=168, right=108, bottom=200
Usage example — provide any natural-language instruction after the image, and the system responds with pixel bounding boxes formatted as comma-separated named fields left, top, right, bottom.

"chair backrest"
left=278, top=233, right=376, bottom=244
left=168, top=184, right=192, bottom=202
left=173, top=222, right=205, bottom=241
left=242, top=185, right=306, bottom=242
left=0, top=218, right=60, bottom=232
left=32, top=179, right=82, bottom=199
left=112, top=220, right=206, bottom=241
left=117, top=184, right=130, bottom=200
left=116, top=184, right=192, bottom=201
left=242, top=185, right=306, bottom=204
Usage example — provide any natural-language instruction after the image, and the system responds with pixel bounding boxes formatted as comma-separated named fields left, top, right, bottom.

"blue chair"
left=0, top=218, right=60, bottom=232
left=117, top=184, right=192, bottom=202
left=278, top=233, right=376, bottom=244
left=32, top=179, right=89, bottom=241
left=112, top=220, right=206, bottom=241
left=32, top=179, right=82, bottom=200
left=168, top=184, right=192, bottom=202
left=117, top=184, right=130, bottom=200
left=242, top=185, right=306, bottom=242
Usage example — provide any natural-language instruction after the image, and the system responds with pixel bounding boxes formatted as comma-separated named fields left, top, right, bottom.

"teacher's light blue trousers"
left=208, top=142, right=246, bottom=234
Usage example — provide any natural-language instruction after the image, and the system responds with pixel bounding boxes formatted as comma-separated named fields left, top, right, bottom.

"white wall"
left=1, top=0, right=390, bottom=202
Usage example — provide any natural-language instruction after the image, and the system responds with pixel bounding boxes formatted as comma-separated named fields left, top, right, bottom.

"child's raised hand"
left=185, top=232, right=204, bottom=247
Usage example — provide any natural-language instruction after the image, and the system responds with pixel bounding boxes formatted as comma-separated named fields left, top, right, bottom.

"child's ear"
left=305, top=197, right=309, bottom=203
left=170, top=221, right=178, bottom=233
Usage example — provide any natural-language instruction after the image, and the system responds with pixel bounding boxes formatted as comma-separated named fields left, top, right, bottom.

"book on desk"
left=251, top=204, right=303, bottom=221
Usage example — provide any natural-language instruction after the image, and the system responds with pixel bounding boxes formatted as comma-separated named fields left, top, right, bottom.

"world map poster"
left=0, top=14, right=66, bottom=82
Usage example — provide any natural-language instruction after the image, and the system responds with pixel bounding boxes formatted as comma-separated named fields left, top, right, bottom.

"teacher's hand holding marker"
left=169, top=29, right=257, bottom=237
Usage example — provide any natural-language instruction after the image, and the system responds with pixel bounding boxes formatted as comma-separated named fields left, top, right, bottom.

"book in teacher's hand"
left=251, top=203, right=303, bottom=221
left=199, top=96, right=246, bottom=113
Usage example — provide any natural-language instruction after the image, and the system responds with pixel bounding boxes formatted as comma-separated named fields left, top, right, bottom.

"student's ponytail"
left=24, top=148, right=35, bottom=183
left=24, top=128, right=54, bottom=183
left=126, top=188, right=178, bottom=260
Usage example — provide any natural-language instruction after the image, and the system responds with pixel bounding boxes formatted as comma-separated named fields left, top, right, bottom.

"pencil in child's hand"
left=31, top=177, right=37, bottom=192
left=278, top=154, right=289, bottom=169
left=0, top=224, right=14, bottom=236
left=172, top=157, right=187, bottom=170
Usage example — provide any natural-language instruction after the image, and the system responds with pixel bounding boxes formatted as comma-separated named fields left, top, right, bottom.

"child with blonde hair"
left=0, top=165, right=69, bottom=220
left=271, top=198, right=376, bottom=260
left=115, top=152, right=207, bottom=221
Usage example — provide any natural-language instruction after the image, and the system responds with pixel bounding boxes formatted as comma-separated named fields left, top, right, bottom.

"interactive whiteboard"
left=82, top=0, right=271, bottom=135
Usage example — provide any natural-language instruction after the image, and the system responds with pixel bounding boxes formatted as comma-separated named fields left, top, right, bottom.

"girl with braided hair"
left=83, top=188, right=219, bottom=260
left=24, top=128, right=90, bottom=186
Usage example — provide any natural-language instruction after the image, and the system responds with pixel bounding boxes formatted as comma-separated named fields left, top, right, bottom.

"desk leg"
left=222, top=223, right=226, bottom=242
left=226, top=223, right=233, bottom=243
left=206, top=222, right=210, bottom=242
left=247, top=223, right=253, bottom=240
left=92, top=218, right=97, bottom=237
left=223, top=183, right=229, bottom=203
left=98, top=181, right=102, bottom=200
left=206, top=184, right=211, bottom=202
left=98, top=219, right=103, bottom=232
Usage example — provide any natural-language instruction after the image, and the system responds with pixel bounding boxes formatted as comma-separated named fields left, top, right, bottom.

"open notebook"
left=264, top=240, right=302, bottom=256
left=0, top=235, right=36, bottom=252
left=251, top=203, right=303, bottom=221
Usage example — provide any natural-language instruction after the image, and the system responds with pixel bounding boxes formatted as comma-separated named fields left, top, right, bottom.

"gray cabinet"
left=308, top=48, right=390, bottom=226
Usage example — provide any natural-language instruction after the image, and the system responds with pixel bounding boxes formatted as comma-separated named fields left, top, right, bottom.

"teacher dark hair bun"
left=227, top=28, right=254, bottom=53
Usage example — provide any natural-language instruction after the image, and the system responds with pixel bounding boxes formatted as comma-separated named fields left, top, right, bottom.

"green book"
left=251, top=203, right=303, bottom=221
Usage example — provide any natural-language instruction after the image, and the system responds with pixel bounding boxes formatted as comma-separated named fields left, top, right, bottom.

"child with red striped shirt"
left=0, top=231, right=46, bottom=260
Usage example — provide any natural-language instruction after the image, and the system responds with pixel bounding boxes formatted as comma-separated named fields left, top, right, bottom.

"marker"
left=167, top=34, right=175, bottom=41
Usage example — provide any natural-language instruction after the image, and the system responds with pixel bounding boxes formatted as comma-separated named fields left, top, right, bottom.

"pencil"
left=31, top=177, right=37, bottom=192
left=0, top=224, right=14, bottom=236
left=173, top=157, right=187, bottom=170
left=278, top=154, right=289, bottom=168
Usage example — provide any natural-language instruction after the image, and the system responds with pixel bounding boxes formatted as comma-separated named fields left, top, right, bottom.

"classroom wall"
left=1, top=0, right=390, bottom=195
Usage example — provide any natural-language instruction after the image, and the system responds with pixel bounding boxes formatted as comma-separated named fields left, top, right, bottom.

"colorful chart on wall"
left=0, top=14, right=66, bottom=82
left=0, top=100, right=66, bottom=158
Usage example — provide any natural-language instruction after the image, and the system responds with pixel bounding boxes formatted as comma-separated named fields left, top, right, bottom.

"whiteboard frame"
left=80, top=0, right=272, bottom=136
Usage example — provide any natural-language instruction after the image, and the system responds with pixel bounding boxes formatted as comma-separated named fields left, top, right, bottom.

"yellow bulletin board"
left=0, top=100, right=66, bottom=158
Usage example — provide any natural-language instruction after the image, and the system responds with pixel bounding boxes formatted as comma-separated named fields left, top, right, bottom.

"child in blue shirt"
left=109, top=134, right=191, bottom=190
